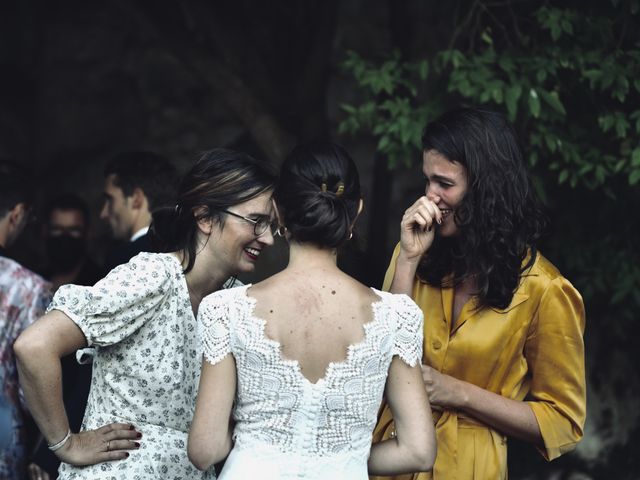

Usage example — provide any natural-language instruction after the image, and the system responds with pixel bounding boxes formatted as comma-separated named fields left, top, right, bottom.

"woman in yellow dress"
left=371, top=107, right=586, bottom=479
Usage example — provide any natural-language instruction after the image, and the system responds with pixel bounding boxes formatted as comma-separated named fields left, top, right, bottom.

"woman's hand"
left=421, top=365, right=465, bottom=409
left=55, top=423, right=142, bottom=466
left=399, top=196, right=442, bottom=264
left=27, top=463, right=50, bottom=480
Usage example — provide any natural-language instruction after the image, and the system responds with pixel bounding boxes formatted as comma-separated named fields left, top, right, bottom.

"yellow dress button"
left=433, top=340, right=442, bottom=350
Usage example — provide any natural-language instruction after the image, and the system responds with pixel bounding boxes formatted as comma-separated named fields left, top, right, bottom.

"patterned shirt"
left=0, top=255, right=52, bottom=478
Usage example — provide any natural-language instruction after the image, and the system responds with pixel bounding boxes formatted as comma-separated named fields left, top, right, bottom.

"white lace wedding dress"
left=198, top=284, right=423, bottom=480
left=199, top=285, right=423, bottom=480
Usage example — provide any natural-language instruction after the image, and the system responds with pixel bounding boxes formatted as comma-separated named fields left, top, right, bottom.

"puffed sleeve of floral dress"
left=390, top=293, right=424, bottom=368
left=198, top=287, right=235, bottom=366
left=46, top=253, right=174, bottom=347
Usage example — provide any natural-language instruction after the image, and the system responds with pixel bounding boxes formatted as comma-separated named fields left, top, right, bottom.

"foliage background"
left=1, top=0, right=637, bottom=477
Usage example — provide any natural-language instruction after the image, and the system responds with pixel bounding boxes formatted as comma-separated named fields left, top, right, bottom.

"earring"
left=348, top=231, right=353, bottom=240
left=275, top=226, right=287, bottom=237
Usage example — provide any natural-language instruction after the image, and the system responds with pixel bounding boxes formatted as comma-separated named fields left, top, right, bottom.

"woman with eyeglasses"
left=188, top=142, right=436, bottom=479
left=15, top=149, right=277, bottom=479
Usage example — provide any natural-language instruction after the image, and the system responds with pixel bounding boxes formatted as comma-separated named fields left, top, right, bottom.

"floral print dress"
left=50, top=252, right=237, bottom=480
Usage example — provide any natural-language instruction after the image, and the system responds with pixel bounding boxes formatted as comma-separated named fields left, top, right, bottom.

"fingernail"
left=129, top=425, right=135, bottom=430
left=134, top=442, right=140, bottom=448
left=136, top=432, right=142, bottom=439
left=125, top=453, right=130, bottom=458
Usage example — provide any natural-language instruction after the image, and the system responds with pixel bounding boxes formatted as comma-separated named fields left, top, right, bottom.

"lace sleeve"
left=198, top=289, right=234, bottom=365
left=392, top=294, right=424, bottom=367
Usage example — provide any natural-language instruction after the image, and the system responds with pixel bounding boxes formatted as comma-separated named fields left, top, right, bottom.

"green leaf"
left=615, top=118, right=630, bottom=138
left=528, top=89, right=541, bottom=118
left=505, top=84, right=522, bottom=120
left=539, top=89, right=567, bottom=115
left=536, top=69, right=548, bottom=83
left=418, top=60, right=429, bottom=81
left=341, top=104, right=357, bottom=114
left=558, top=169, right=569, bottom=184
left=561, top=19, right=574, bottom=34
left=629, top=169, right=640, bottom=185
left=599, top=115, right=615, bottom=132
left=492, top=87, right=504, bottom=104
left=632, top=148, right=640, bottom=167
left=481, top=30, right=493, bottom=45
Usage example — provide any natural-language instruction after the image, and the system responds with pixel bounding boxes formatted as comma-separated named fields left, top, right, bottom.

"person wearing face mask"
left=371, top=108, right=586, bottom=480
left=42, top=194, right=104, bottom=292
left=27, top=196, right=104, bottom=479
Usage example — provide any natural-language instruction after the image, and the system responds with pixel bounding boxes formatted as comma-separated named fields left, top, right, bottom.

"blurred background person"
left=42, top=193, right=104, bottom=292
left=28, top=194, right=103, bottom=479
left=0, top=160, right=52, bottom=479
left=100, top=151, right=178, bottom=271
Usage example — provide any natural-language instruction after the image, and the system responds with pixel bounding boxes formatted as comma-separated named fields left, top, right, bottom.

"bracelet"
left=48, top=429, right=72, bottom=452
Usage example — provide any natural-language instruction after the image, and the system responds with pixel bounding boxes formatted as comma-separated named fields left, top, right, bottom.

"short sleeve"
left=524, top=276, right=586, bottom=460
left=198, top=289, right=234, bottom=365
left=391, top=294, right=424, bottom=367
left=47, top=253, right=173, bottom=347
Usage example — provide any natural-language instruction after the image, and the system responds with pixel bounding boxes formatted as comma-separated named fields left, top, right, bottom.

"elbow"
left=409, top=435, right=437, bottom=472
left=188, top=450, right=213, bottom=472
left=13, top=326, right=44, bottom=369
left=187, top=443, right=214, bottom=471
left=187, top=437, right=229, bottom=472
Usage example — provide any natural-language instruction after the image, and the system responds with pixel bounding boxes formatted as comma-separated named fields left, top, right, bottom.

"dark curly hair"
left=417, top=107, right=547, bottom=310
left=274, top=142, right=361, bottom=249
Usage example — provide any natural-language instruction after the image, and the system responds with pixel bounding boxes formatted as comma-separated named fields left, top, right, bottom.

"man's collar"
left=130, top=226, right=150, bottom=242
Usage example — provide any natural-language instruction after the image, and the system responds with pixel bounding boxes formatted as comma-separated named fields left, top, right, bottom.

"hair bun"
left=275, top=143, right=361, bottom=249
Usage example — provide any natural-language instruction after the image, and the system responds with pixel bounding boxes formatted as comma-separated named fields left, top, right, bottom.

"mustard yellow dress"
left=371, top=246, right=586, bottom=480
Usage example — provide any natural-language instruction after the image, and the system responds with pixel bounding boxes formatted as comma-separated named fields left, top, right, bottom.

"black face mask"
left=46, top=235, right=87, bottom=273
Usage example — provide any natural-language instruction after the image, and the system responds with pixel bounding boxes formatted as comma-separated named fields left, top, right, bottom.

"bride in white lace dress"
left=189, top=143, right=436, bottom=479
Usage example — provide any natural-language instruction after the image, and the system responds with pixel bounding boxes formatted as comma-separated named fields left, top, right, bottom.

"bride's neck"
left=286, top=242, right=338, bottom=271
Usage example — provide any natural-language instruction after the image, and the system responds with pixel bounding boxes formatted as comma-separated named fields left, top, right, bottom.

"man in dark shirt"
left=100, top=151, right=177, bottom=270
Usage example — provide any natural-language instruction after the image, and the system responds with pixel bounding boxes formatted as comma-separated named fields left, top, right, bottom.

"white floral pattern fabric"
left=199, top=285, right=423, bottom=480
left=49, top=252, right=238, bottom=480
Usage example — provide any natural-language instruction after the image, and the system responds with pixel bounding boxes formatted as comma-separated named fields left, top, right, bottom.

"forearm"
left=16, top=346, right=70, bottom=444
left=368, top=437, right=432, bottom=476
left=388, top=252, right=420, bottom=295
left=457, top=380, right=542, bottom=445
left=14, top=310, right=85, bottom=444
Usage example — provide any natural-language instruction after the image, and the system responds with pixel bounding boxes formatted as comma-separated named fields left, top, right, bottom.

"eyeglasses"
left=222, top=210, right=278, bottom=237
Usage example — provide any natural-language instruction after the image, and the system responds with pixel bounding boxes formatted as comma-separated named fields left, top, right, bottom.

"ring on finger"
left=106, top=440, right=110, bottom=452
